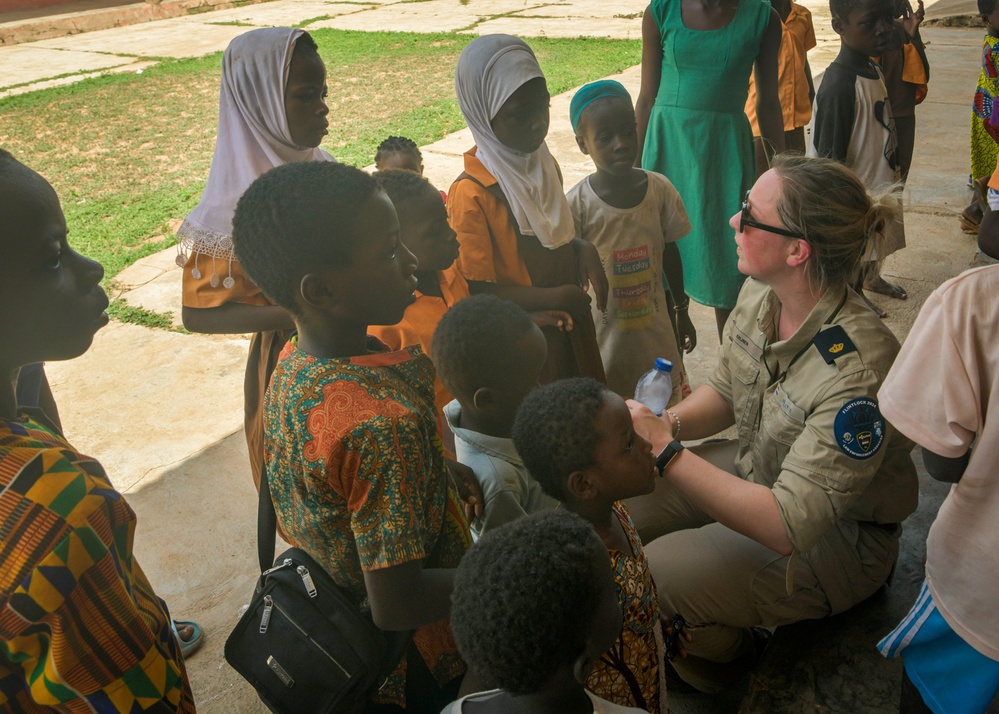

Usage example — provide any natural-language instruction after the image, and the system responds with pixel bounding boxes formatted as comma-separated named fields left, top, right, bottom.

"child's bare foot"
left=858, top=289, right=888, bottom=318
left=864, top=275, right=907, bottom=300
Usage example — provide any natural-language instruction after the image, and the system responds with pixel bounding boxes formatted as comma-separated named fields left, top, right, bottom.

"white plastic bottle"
left=634, top=358, right=674, bottom=416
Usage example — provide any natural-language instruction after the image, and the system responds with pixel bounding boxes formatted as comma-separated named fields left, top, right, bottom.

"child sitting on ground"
left=444, top=510, right=647, bottom=713
left=231, top=161, right=471, bottom=711
left=177, top=28, right=332, bottom=493
left=567, top=80, right=693, bottom=404
left=431, top=294, right=558, bottom=538
left=370, top=169, right=468, bottom=451
left=513, top=378, right=668, bottom=713
left=0, top=149, right=195, bottom=712
left=809, top=0, right=906, bottom=315
left=449, top=34, right=607, bottom=384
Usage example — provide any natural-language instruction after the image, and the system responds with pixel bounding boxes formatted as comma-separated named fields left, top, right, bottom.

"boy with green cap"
left=567, top=80, right=694, bottom=404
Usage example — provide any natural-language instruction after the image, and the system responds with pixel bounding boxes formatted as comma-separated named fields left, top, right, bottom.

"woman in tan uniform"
left=627, top=155, right=918, bottom=693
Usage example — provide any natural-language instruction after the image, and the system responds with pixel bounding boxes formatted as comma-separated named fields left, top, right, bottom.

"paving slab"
left=171, top=0, right=374, bottom=27
left=0, top=43, right=133, bottom=88
left=45, top=321, right=250, bottom=492
left=468, top=14, right=641, bottom=37
left=309, top=0, right=553, bottom=33
left=0, top=60, right=154, bottom=97
left=33, top=17, right=248, bottom=57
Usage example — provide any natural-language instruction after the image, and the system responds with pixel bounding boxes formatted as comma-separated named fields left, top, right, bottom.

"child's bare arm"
left=467, top=280, right=592, bottom=317
left=635, top=6, right=663, bottom=166
left=363, top=561, right=456, bottom=631
left=662, top=242, right=696, bottom=352
left=754, top=9, right=787, bottom=160
left=182, top=303, right=295, bottom=334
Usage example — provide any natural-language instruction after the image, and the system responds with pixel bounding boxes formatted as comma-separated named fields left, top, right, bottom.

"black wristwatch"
left=656, top=439, right=685, bottom=476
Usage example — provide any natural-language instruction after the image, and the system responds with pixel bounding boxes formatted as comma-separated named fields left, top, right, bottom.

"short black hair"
left=373, top=169, right=435, bottom=209
left=231, top=161, right=379, bottom=313
left=451, top=510, right=605, bottom=695
left=431, top=294, right=536, bottom=401
left=512, top=377, right=607, bottom=501
left=375, top=135, right=421, bottom=165
left=981, top=0, right=997, bottom=16
left=830, top=0, right=863, bottom=21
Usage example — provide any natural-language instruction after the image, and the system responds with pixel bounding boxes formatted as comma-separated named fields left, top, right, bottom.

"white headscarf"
left=177, top=27, right=333, bottom=284
left=455, top=35, right=574, bottom=250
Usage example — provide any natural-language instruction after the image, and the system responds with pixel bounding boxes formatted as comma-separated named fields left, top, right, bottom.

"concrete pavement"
left=3, top=0, right=992, bottom=710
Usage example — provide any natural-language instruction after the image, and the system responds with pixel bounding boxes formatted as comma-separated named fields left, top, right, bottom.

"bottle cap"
left=655, top=358, right=674, bottom=373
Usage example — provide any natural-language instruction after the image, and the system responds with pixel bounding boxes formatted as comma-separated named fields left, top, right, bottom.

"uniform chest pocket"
left=761, top=383, right=807, bottom=447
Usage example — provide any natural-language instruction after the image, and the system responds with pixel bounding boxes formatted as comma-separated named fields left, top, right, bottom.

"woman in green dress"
left=636, top=0, right=785, bottom=340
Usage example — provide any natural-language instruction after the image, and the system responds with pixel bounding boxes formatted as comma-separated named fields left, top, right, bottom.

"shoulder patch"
left=812, top=325, right=857, bottom=365
left=833, top=398, right=885, bottom=460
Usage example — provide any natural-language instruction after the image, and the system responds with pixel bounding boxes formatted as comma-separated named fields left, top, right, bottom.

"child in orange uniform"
left=745, top=0, right=817, bottom=174
left=449, top=34, right=607, bottom=385
left=177, top=28, right=332, bottom=491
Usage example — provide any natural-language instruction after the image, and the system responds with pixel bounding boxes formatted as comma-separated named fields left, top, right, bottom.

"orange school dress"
left=369, top=266, right=470, bottom=456
left=182, top=253, right=290, bottom=491
left=448, top=148, right=606, bottom=385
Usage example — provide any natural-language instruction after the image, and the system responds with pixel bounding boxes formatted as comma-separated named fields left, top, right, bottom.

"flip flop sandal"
left=172, top=619, right=204, bottom=659
left=960, top=211, right=980, bottom=235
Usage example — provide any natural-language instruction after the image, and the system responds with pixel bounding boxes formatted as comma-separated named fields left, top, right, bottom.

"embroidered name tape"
left=833, top=397, right=885, bottom=460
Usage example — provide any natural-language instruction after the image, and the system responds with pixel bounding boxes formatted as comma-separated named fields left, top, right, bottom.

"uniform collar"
left=443, top=400, right=523, bottom=465
left=758, top=284, right=848, bottom=373
left=462, top=147, right=498, bottom=188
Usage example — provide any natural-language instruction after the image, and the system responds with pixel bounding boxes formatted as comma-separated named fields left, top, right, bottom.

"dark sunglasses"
left=740, top=190, right=804, bottom=238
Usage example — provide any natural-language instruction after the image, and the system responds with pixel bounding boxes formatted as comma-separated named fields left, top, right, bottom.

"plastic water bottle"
left=634, top=358, right=674, bottom=416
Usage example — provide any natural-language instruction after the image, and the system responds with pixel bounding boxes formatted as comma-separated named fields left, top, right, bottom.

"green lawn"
left=0, top=30, right=640, bottom=284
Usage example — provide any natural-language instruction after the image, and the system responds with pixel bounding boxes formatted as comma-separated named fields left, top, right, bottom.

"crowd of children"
left=6, top=2, right=999, bottom=712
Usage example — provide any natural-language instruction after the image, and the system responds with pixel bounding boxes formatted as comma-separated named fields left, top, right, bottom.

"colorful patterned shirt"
left=265, top=338, right=470, bottom=706
left=0, top=412, right=195, bottom=713
left=587, top=503, right=667, bottom=714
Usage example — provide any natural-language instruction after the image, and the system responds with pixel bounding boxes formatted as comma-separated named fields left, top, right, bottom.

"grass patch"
left=0, top=30, right=640, bottom=287
left=293, top=14, right=332, bottom=26
left=106, top=299, right=182, bottom=331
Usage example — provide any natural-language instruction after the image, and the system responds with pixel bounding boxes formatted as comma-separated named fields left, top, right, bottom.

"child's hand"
left=677, top=309, right=697, bottom=353
left=446, top=458, right=484, bottom=521
left=900, top=0, right=924, bottom=36
left=573, top=238, right=609, bottom=312
left=529, top=309, right=574, bottom=331
left=553, top=284, right=593, bottom=317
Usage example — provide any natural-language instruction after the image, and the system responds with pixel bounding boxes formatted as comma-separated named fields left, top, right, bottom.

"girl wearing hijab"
left=177, top=27, right=331, bottom=493
left=447, top=34, right=607, bottom=384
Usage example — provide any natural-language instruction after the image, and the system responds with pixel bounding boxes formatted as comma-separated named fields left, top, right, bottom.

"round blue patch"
left=833, top=398, right=885, bottom=460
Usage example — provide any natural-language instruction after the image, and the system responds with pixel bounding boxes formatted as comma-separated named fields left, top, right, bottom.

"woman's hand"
left=573, top=238, right=608, bottom=312
left=627, top=399, right=675, bottom=452
left=446, top=458, right=484, bottom=521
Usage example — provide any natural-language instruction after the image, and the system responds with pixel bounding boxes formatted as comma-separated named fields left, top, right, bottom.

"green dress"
left=642, top=0, right=771, bottom=309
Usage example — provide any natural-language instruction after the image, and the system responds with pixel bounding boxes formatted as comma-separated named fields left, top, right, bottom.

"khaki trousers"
left=624, top=441, right=832, bottom=693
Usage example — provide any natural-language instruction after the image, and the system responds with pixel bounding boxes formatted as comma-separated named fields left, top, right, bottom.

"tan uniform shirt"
left=710, top=279, right=917, bottom=609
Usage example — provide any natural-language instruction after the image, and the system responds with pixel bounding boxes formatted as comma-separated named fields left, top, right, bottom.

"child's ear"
left=566, top=469, right=596, bottom=501
left=299, top=271, right=339, bottom=311
left=471, top=386, right=494, bottom=413
left=575, top=133, right=590, bottom=155
left=831, top=15, right=845, bottom=35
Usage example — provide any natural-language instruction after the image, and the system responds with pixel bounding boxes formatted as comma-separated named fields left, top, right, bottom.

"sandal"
left=172, top=619, right=204, bottom=659
left=864, top=276, right=907, bottom=300
left=960, top=210, right=981, bottom=235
